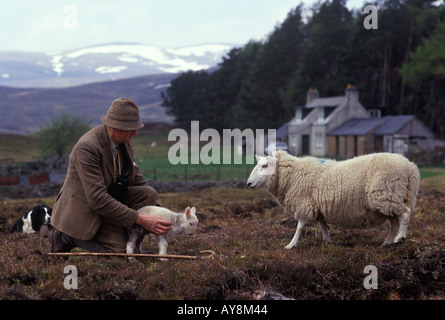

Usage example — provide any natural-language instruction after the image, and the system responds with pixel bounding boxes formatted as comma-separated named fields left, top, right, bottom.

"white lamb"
left=247, top=151, right=420, bottom=248
left=126, top=206, right=198, bottom=261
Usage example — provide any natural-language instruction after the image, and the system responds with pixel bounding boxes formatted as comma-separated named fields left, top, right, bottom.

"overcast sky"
left=0, top=0, right=365, bottom=53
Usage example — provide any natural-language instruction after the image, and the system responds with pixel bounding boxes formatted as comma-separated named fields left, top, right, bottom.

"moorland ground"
left=1, top=126, right=444, bottom=302
left=0, top=184, right=444, bottom=301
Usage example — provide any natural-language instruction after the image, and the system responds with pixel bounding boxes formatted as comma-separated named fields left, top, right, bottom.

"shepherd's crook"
left=47, top=250, right=216, bottom=260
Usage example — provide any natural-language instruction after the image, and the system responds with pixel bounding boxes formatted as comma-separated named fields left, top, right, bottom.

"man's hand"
left=135, top=214, right=172, bottom=235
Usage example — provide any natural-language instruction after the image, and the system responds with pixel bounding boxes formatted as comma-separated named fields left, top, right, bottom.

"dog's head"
left=30, top=205, right=52, bottom=233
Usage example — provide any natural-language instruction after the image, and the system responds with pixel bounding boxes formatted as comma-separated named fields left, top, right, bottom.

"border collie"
left=9, top=205, right=52, bottom=234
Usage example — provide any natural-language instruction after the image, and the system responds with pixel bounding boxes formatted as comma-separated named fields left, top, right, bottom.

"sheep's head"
left=247, top=154, right=277, bottom=189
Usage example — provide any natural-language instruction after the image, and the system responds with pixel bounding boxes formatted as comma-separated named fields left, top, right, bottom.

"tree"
left=161, top=70, right=208, bottom=131
left=232, top=6, right=305, bottom=129
left=400, top=19, right=445, bottom=86
left=38, top=112, right=91, bottom=158
left=202, top=46, right=255, bottom=131
left=400, top=17, right=445, bottom=138
left=295, top=0, right=354, bottom=96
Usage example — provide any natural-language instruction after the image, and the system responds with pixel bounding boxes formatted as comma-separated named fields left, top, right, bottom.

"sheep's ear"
left=255, top=154, right=261, bottom=162
left=185, top=207, right=191, bottom=218
left=271, top=150, right=277, bottom=157
left=265, top=156, right=277, bottom=172
left=191, top=207, right=196, bottom=214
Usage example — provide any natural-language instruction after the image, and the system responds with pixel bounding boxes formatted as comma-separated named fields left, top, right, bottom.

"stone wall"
left=409, top=146, right=445, bottom=166
left=5, top=178, right=249, bottom=199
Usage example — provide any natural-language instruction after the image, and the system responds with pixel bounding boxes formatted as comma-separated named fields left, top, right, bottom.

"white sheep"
left=247, top=151, right=420, bottom=248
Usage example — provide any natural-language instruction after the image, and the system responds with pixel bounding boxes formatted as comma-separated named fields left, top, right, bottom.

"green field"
left=136, top=156, right=255, bottom=181
left=131, top=124, right=255, bottom=181
left=419, top=167, right=445, bottom=179
left=0, top=134, right=41, bottom=162
left=0, top=124, right=257, bottom=182
left=419, top=167, right=445, bottom=192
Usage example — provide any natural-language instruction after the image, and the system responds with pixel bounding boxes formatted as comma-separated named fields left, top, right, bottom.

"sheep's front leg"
left=394, top=206, right=411, bottom=243
left=156, top=234, right=169, bottom=261
left=382, top=216, right=400, bottom=246
left=285, top=220, right=307, bottom=249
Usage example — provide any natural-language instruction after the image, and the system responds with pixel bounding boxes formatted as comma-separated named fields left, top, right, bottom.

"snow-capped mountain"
left=0, top=43, right=234, bottom=88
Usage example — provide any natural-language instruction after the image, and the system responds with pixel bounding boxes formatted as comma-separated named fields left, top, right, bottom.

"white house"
left=287, top=85, right=369, bottom=156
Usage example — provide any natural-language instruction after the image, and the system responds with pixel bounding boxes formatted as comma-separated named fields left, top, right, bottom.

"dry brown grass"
left=1, top=186, right=444, bottom=302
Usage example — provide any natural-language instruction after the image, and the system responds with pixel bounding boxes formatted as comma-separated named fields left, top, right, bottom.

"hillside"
left=0, top=43, right=234, bottom=88
left=0, top=73, right=177, bottom=135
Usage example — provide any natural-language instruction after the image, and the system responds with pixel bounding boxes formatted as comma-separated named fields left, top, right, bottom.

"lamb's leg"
left=319, top=220, right=331, bottom=244
left=382, top=216, right=400, bottom=246
left=126, top=230, right=138, bottom=263
left=135, top=236, right=144, bottom=254
left=157, top=234, right=169, bottom=261
left=127, top=226, right=145, bottom=263
left=394, top=206, right=411, bottom=243
left=285, top=220, right=307, bottom=249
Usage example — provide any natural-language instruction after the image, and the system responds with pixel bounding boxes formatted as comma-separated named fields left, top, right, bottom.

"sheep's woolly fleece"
left=263, top=151, right=420, bottom=230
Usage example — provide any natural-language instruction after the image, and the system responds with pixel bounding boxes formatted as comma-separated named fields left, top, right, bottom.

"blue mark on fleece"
left=318, top=158, right=328, bottom=164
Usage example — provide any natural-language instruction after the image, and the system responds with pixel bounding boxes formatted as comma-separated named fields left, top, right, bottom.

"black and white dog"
left=9, top=205, right=52, bottom=234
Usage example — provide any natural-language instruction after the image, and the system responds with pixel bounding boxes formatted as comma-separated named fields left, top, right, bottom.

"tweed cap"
left=101, top=97, right=144, bottom=131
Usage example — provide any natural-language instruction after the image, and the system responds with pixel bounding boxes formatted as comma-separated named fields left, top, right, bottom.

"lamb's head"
left=247, top=154, right=277, bottom=189
left=181, top=207, right=198, bottom=235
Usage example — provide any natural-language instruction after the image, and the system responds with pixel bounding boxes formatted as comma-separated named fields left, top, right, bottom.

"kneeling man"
left=50, top=97, right=172, bottom=253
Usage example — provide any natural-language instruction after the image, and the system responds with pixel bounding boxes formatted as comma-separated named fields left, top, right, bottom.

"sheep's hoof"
left=394, top=236, right=406, bottom=244
left=284, top=244, right=295, bottom=250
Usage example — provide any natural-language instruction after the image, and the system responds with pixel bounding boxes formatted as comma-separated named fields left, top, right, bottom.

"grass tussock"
left=1, top=187, right=445, bottom=300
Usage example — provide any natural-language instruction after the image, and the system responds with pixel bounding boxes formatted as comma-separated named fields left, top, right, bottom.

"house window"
left=317, top=107, right=325, bottom=123
left=369, top=109, right=381, bottom=118
left=315, top=132, right=323, bottom=149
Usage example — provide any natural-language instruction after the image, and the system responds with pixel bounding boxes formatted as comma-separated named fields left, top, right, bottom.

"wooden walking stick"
left=47, top=250, right=216, bottom=260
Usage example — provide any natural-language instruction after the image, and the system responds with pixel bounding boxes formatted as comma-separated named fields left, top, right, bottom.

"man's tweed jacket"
left=51, top=125, right=146, bottom=241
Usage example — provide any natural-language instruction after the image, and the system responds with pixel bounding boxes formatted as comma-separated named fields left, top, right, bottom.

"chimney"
left=295, top=106, right=303, bottom=123
left=306, top=88, right=319, bottom=105
left=345, top=84, right=359, bottom=106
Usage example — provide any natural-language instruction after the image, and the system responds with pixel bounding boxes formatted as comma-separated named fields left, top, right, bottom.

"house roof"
left=328, top=115, right=419, bottom=136
left=276, top=123, right=288, bottom=139
left=306, top=96, right=346, bottom=108
left=328, top=118, right=386, bottom=136
left=373, top=115, right=415, bottom=135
